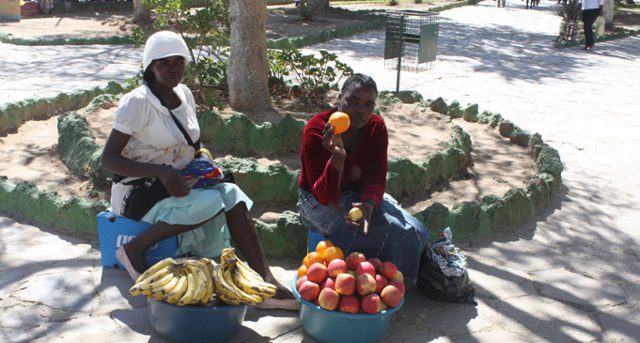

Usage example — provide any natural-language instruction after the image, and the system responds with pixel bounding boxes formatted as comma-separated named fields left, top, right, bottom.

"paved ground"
left=1, top=0, right=639, bottom=342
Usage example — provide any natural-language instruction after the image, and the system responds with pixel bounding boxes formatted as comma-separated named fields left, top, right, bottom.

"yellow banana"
left=222, top=261, right=262, bottom=305
left=177, top=271, right=197, bottom=306
left=151, top=273, right=179, bottom=300
left=164, top=274, right=188, bottom=304
left=134, top=257, right=175, bottom=285
left=129, top=265, right=173, bottom=295
left=199, top=258, right=216, bottom=304
left=182, top=260, right=209, bottom=304
left=231, top=264, right=276, bottom=299
left=213, top=261, right=243, bottom=305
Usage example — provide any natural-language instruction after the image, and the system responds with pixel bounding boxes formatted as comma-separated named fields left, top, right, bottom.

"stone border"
left=416, top=96, right=563, bottom=242
left=0, top=82, right=123, bottom=136
left=0, top=0, right=481, bottom=47
left=0, top=86, right=561, bottom=257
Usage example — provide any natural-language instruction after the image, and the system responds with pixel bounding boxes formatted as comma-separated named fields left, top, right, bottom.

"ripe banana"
left=176, top=271, right=197, bottom=306
left=212, top=261, right=243, bottom=305
left=221, top=261, right=262, bottom=305
left=129, top=265, right=173, bottom=296
left=151, top=273, right=180, bottom=301
left=231, top=263, right=276, bottom=299
left=199, top=258, right=216, bottom=304
left=134, top=257, right=175, bottom=285
left=164, top=274, right=188, bottom=304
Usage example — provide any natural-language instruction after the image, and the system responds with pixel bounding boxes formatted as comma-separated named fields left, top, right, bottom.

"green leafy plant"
left=558, top=0, right=582, bottom=41
left=268, top=49, right=353, bottom=106
left=128, top=0, right=230, bottom=109
left=388, top=0, right=399, bottom=5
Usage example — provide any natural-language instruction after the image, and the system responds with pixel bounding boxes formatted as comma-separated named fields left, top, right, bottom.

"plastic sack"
left=594, top=16, right=605, bottom=38
left=417, top=228, right=476, bottom=304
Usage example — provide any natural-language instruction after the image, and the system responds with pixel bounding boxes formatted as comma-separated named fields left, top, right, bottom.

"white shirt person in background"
left=581, top=0, right=604, bottom=50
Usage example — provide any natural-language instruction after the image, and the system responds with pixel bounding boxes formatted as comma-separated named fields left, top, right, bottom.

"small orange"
left=315, top=240, right=334, bottom=255
left=297, top=264, right=308, bottom=278
left=322, top=246, right=344, bottom=263
left=303, top=251, right=325, bottom=268
left=328, top=112, right=350, bottom=134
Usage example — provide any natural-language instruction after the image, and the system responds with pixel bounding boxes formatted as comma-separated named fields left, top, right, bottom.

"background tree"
left=604, top=0, right=614, bottom=27
left=228, top=0, right=272, bottom=111
left=133, top=0, right=151, bottom=23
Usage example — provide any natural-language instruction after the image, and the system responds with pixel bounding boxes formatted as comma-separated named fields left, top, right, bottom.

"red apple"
left=374, top=274, right=389, bottom=294
left=389, top=280, right=405, bottom=295
left=318, top=287, right=340, bottom=311
left=320, top=277, right=336, bottom=291
left=356, top=273, right=377, bottom=296
left=335, top=273, right=356, bottom=296
left=379, top=261, right=398, bottom=280
left=299, top=281, right=320, bottom=302
left=338, top=295, right=360, bottom=314
left=306, top=262, right=328, bottom=284
left=380, top=285, right=403, bottom=307
left=356, top=261, right=376, bottom=277
left=367, top=258, right=382, bottom=272
left=346, top=252, right=366, bottom=270
left=327, top=259, right=348, bottom=278
left=392, top=270, right=404, bottom=283
left=361, top=293, right=384, bottom=314
left=296, top=275, right=308, bottom=290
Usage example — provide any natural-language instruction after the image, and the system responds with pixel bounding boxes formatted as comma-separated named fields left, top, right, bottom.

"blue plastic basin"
left=148, top=298, right=247, bottom=343
left=291, top=277, right=404, bottom=343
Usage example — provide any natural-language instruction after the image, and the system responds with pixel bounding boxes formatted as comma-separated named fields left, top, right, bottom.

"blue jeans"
left=297, top=189, right=430, bottom=282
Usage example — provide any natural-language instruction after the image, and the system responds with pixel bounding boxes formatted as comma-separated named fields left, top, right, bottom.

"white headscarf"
left=142, top=31, right=192, bottom=71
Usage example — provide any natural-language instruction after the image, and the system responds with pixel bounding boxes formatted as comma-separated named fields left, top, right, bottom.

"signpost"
left=384, top=10, right=439, bottom=92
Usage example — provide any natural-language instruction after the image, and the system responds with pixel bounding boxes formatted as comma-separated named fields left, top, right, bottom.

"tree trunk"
left=133, top=0, right=151, bottom=24
left=228, top=0, right=272, bottom=112
left=604, top=0, right=614, bottom=28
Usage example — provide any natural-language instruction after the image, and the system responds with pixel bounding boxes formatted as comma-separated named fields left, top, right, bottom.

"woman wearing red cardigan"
left=297, top=74, right=430, bottom=284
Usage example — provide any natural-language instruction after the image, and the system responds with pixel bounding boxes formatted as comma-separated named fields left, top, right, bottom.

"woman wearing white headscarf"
left=102, top=31, right=295, bottom=309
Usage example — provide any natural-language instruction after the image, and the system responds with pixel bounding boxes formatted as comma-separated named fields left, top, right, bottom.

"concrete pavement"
left=1, top=0, right=639, bottom=341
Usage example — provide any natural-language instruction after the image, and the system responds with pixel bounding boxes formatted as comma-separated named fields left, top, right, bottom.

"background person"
left=101, top=31, right=295, bottom=307
left=297, top=73, right=430, bottom=285
left=581, top=0, right=604, bottom=50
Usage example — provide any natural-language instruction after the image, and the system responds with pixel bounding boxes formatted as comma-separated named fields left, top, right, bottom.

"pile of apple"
left=296, top=249, right=405, bottom=314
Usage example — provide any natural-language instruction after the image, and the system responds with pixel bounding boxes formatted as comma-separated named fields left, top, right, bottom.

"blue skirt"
left=297, top=189, right=430, bottom=282
left=142, top=183, right=253, bottom=259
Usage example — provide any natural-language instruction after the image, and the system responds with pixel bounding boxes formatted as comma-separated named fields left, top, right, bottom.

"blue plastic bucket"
left=291, top=277, right=404, bottom=343
left=148, top=298, right=247, bottom=343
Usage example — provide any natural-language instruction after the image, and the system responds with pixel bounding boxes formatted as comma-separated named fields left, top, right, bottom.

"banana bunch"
left=129, top=257, right=216, bottom=306
left=212, top=248, right=277, bottom=306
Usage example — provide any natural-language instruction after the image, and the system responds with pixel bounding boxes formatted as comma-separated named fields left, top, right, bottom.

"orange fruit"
left=328, top=112, right=350, bottom=134
left=322, top=246, right=344, bottom=263
left=303, top=251, right=325, bottom=268
left=297, top=264, right=308, bottom=278
left=315, top=240, right=334, bottom=255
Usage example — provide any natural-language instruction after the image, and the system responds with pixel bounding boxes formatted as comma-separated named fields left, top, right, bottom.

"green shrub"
left=297, top=0, right=329, bottom=20
left=268, top=49, right=353, bottom=106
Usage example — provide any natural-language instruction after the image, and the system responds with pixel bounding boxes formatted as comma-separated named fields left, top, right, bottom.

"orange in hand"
left=303, top=251, right=325, bottom=268
left=328, top=112, right=350, bottom=134
left=322, top=246, right=344, bottom=263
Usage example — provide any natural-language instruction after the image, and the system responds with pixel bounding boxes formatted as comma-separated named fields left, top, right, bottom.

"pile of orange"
left=297, top=240, right=345, bottom=277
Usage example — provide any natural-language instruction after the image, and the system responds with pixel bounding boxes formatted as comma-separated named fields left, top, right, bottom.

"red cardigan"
left=298, top=108, right=388, bottom=207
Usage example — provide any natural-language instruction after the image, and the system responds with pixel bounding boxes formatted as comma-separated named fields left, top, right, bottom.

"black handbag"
left=121, top=177, right=171, bottom=221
